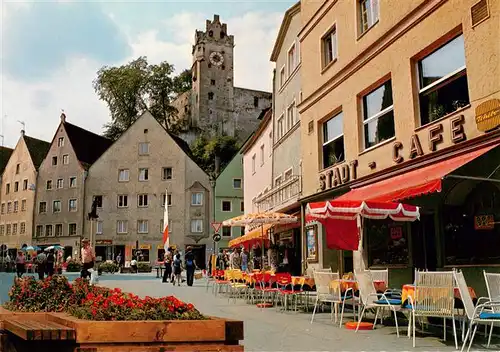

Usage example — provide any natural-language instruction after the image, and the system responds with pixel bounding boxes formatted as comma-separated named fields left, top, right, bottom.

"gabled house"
left=0, top=131, right=50, bottom=252
left=33, top=113, right=113, bottom=258
left=84, top=112, right=211, bottom=266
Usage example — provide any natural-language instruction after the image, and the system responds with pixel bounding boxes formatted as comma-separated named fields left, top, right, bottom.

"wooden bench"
left=2, top=318, right=75, bottom=341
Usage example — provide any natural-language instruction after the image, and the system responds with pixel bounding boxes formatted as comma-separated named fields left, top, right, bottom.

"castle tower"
left=190, top=14, right=235, bottom=136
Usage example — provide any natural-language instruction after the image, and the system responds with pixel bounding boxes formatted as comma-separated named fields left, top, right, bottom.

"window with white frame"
left=162, top=167, right=172, bottom=180
left=20, top=222, right=26, bottom=234
left=191, top=219, right=203, bottom=233
left=322, top=26, right=338, bottom=66
left=46, top=180, right=52, bottom=190
left=6, top=224, right=11, bottom=235
left=162, top=193, right=172, bottom=207
left=137, top=220, right=149, bottom=233
left=280, top=66, right=285, bottom=87
left=118, top=195, right=128, bottom=208
left=69, top=177, right=76, bottom=188
left=117, top=220, right=128, bottom=234
left=0, top=224, right=4, bottom=235
left=62, top=154, right=69, bottom=165
left=55, top=224, right=62, bottom=237
left=418, top=34, right=469, bottom=126
left=287, top=102, right=295, bottom=129
left=39, top=202, right=47, bottom=213
left=359, top=0, right=379, bottom=34
left=35, top=225, right=43, bottom=237
left=139, top=168, right=149, bottom=181
left=68, top=199, right=77, bottom=212
left=13, top=201, right=18, bottom=213
left=191, top=192, right=203, bottom=205
left=138, top=142, right=150, bottom=155
left=277, top=115, right=284, bottom=140
left=12, top=223, right=17, bottom=235
left=0, top=203, right=4, bottom=214
left=22, top=179, right=28, bottom=190
left=57, top=137, right=64, bottom=147
left=96, top=221, right=103, bottom=234
left=7, top=202, right=11, bottom=214
left=260, top=145, right=265, bottom=166
left=322, top=111, right=345, bottom=168
left=21, top=199, right=26, bottom=212
left=222, top=200, right=232, bottom=212
left=56, top=178, right=63, bottom=189
left=222, top=226, right=231, bottom=237
left=251, top=154, right=256, bottom=174
left=233, top=178, right=242, bottom=189
left=45, top=224, right=53, bottom=237
left=118, top=169, right=129, bottom=182
left=138, top=194, right=149, bottom=207
left=53, top=200, right=61, bottom=213
left=362, top=80, right=395, bottom=149
left=287, top=44, right=297, bottom=75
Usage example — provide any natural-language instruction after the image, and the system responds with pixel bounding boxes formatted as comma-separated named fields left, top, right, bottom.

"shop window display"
left=366, top=218, right=409, bottom=266
left=444, top=182, right=500, bottom=265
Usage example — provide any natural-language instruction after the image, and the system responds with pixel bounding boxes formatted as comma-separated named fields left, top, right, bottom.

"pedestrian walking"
left=173, top=253, right=182, bottom=286
left=115, top=253, right=122, bottom=267
left=80, top=238, right=95, bottom=279
left=46, top=250, right=55, bottom=277
left=184, top=246, right=196, bottom=287
left=162, top=250, right=173, bottom=283
left=15, top=251, right=25, bottom=278
left=241, top=249, right=248, bottom=272
left=36, top=250, right=47, bottom=280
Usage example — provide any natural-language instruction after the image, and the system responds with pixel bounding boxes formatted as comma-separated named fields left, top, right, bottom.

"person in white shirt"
left=130, top=258, right=138, bottom=273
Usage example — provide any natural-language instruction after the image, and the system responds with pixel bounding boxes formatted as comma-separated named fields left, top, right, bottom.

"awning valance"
left=228, top=224, right=272, bottom=248
left=337, top=143, right=498, bottom=203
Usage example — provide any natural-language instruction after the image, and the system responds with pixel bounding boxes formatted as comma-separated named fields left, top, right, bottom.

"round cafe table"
left=329, top=279, right=387, bottom=293
left=401, top=284, right=477, bottom=308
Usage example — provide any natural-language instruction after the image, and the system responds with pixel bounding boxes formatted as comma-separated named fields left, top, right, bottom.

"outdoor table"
left=329, top=279, right=387, bottom=293
left=291, top=276, right=315, bottom=289
left=401, top=284, right=477, bottom=308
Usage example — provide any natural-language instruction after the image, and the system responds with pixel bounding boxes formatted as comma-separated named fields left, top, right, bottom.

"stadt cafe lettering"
left=319, top=115, right=467, bottom=191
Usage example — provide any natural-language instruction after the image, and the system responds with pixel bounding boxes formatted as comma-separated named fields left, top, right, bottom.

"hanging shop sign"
left=95, top=240, right=112, bottom=245
left=476, top=99, right=500, bottom=132
left=319, top=160, right=358, bottom=191
left=474, top=214, right=495, bottom=230
left=139, top=244, right=152, bottom=250
left=392, top=115, right=466, bottom=164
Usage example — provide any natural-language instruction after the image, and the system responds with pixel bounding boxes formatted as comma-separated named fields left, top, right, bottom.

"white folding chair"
left=408, top=270, right=458, bottom=349
left=355, top=270, right=402, bottom=337
left=456, top=270, right=500, bottom=351
left=483, top=271, right=500, bottom=347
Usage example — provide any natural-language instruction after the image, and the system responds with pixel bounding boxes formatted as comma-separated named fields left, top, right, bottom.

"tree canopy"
left=93, top=57, right=192, bottom=140
left=191, top=135, right=240, bottom=176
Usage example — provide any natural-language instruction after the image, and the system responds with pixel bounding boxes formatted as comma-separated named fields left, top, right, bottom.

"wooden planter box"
left=0, top=308, right=243, bottom=352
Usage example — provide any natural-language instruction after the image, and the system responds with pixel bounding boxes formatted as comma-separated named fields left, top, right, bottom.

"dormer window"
left=209, top=30, right=213, bottom=37
left=220, top=32, right=225, bottom=39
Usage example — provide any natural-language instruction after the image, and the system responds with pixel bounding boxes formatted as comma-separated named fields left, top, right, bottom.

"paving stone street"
left=98, top=274, right=467, bottom=352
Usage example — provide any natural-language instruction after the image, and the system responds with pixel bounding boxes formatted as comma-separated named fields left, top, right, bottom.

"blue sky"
left=0, top=0, right=294, bottom=147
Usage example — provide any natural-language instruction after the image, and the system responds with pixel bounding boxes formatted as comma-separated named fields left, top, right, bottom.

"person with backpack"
left=36, top=250, right=47, bottom=280
left=46, top=249, right=55, bottom=277
left=172, top=253, right=182, bottom=286
left=184, top=246, right=197, bottom=287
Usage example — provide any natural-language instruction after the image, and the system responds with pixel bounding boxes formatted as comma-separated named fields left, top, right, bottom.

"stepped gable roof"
left=63, top=122, right=113, bottom=169
left=0, top=146, right=14, bottom=174
left=23, top=135, right=50, bottom=169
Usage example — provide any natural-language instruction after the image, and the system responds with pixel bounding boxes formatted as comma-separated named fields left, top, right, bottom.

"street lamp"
left=209, top=175, right=216, bottom=255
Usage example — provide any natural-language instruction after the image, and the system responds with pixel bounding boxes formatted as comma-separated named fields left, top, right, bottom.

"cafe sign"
left=475, top=99, right=500, bottom=132
left=474, top=215, right=494, bottom=230
left=319, top=160, right=358, bottom=191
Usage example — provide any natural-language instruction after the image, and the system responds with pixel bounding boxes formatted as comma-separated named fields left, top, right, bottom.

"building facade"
left=34, top=113, right=113, bottom=258
left=299, top=0, right=500, bottom=293
left=215, top=151, right=244, bottom=248
left=171, top=14, right=273, bottom=144
left=242, top=109, right=274, bottom=215
left=85, top=112, right=212, bottom=266
left=252, top=2, right=303, bottom=275
left=0, top=132, right=50, bottom=253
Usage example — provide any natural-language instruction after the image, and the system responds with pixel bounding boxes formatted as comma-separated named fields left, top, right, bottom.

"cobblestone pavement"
left=97, top=274, right=477, bottom=352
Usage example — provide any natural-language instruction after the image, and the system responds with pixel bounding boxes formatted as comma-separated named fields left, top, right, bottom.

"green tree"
left=93, top=57, right=192, bottom=140
left=191, top=135, right=240, bottom=175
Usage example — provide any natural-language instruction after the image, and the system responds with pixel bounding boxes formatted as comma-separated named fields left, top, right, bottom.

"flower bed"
left=4, top=275, right=204, bottom=321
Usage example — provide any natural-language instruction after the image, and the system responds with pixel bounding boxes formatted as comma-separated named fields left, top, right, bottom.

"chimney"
left=20, top=130, right=25, bottom=136
left=60, top=112, right=66, bottom=122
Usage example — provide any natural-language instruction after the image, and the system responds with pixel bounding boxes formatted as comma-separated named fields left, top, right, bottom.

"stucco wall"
left=299, top=0, right=500, bottom=198
left=34, top=121, right=86, bottom=248
left=243, top=120, right=273, bottom=214
left=0, top=136, right=37, bottom=248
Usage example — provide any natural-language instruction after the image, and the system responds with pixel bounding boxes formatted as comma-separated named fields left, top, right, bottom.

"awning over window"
left=228, top=224, right=272, bottom=249
left=337, top=143, right=498, bottom=203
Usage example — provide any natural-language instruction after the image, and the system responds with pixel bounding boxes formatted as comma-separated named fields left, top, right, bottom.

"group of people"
left=162, top=246, right=197, bottom=286
left=215, top=247, right=249, bottom=271
left=12, top=248, right=58, bottom=279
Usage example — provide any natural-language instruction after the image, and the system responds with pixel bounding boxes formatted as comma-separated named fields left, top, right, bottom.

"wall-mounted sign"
left=476, top=99, right=500, bottom=132
left=474, top=215, right=494, bottom=230
left=319, top=160, right=358, bottom=191
left=96, top=240, right=112, bottom=245
left=393, top=115, right=466, bottom=164
left=306, top=225, right=318, bottom=263
left=390, top=227, right=403, bottom=240
left=139, top=244, right=152, bottom=250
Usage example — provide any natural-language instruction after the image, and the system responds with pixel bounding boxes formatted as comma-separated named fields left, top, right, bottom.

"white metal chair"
left=408, top=270, right=458, bottom=349
left=355, top=270, right=402, bottom=337
left=311, top=271, right=355, bottom=327
left=483, top=271, right=500, bottom=347
left=455, top=270, right=500, bottom=351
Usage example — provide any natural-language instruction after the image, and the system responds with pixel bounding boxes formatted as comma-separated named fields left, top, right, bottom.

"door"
left=114, top=245, right=125, bottom=265
left=188, top=245, right=206, bottom=269
left=411, top=213, right=437, bottom=271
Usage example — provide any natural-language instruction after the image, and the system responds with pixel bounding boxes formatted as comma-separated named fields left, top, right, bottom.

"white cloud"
left=0, top=10, right=281, bottom=148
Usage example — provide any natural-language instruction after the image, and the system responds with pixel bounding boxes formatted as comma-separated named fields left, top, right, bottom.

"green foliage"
left=191, top=135, right=240, bottom=175
left=137, top=262, right=152, bottom=273
left=93, top=57, right=192, bottom=140
left=98, top=262, right=119, bottom=273
left=66, top=260, right=82, bottom=272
